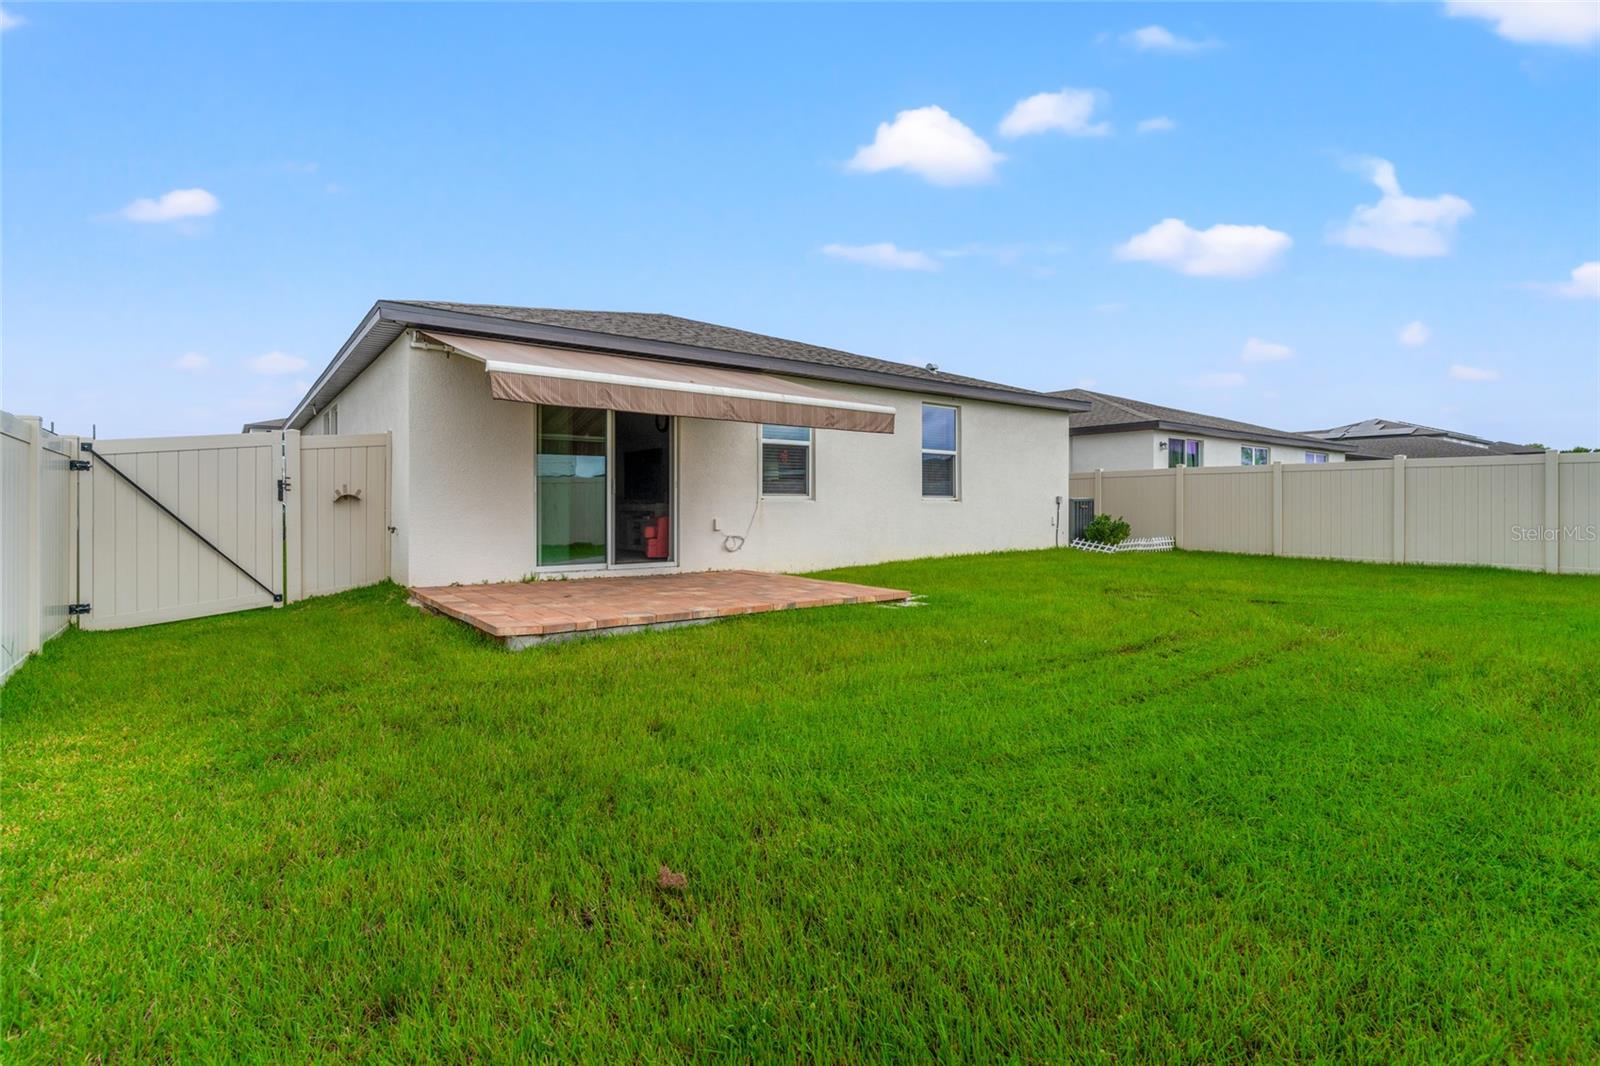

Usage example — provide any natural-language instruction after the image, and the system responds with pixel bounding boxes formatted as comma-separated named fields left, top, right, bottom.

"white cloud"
left=1188, top=371, right=1248, bottom=388
left=1240, top=337, right=1293, bottom=363
left=1330, top=158, right=1472, bottom=258
left=846, top=106, right=1003, bottom=186
left=1137, top=116, right=1177, bottom=134
left=171, top=352, right=209, bottom=372
left=1449, top=363, right=1501, bottom=382
left=1398, top=321, right=1431, bottom=347
left=999, top=89, right=1111, bottom=138
left=820, top=242, right=940, bottom=272
left=1556, top=261, right=1600, bottom=299
left=0, top=6, right=22, bottom=31
left=120, top=188, right=221, bottom=223
left=1123, top=25, right=1218, bottom=53
left=247, top=351, right=308, bottom=375
left=1114, top=218, right=1292, bottom=278
left=1444, top=1, right=1600, bottom=48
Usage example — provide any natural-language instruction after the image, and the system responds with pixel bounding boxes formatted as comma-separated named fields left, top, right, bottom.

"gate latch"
left=69, top=459, right=91, bottom=471
left=68, top=603, right=91, bottom=616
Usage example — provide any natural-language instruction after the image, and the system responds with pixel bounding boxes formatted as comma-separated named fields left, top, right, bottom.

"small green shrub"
left=1082, top=514, right=1131, bottom=546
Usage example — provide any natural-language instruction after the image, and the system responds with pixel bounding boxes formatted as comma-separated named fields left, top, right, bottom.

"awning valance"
left=419, top=331, right=896, bottom=433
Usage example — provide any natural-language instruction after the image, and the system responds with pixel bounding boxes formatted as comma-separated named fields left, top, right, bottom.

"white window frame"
left=324, top=404, right=338, bottom=435
left=1168, top=437, right=1202, bottom=468
left=921, top=403, right=960, bottom=499
left=1241, top=445, right=1270, bottom=466
left=1304, top=451, right=1329, bottom=464
left=759, top=425, right=814, bottom=499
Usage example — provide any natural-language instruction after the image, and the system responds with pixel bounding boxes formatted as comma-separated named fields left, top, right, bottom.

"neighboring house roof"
left=1050, top=388, right=1356, bottom=453
left=241, top=418, right=286, bottom=433
left=1299, top=418, right=1543, bottom=459
left=287, top=300, right=1087, bottom=429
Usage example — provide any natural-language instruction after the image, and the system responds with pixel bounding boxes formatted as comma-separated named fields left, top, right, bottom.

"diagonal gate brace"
left=79, top=442, right=282, bottom=603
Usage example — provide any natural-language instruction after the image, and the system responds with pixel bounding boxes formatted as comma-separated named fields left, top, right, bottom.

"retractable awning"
left=420, top=331, right=896, bottom=433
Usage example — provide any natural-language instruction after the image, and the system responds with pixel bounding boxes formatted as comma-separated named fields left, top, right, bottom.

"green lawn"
left=4, top=550, right=1597, bottom=1062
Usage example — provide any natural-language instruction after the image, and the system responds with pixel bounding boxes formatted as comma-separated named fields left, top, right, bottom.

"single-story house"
left=284, top=301, right=1087, bottom=587
left=1300, top=418, right=1544, bottom=461
left=241, top=417, right=286, bottom=434
left=1052, top=389, right=1353, bottom=472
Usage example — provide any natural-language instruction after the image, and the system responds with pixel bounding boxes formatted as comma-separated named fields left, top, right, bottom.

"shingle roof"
left=1050, top=388, right=1354, bottom=452
left=288, top=299, right=1086, bottom=430
left=399, top=301, right=1055, bottom=400
left=1339, top=437, right=1543, bottom=460
left=1300, top=417, right=1542, bottom=457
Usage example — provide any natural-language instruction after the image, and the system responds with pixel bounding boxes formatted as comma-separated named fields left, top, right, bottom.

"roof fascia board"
left=286, top=302, right=387, bottom=428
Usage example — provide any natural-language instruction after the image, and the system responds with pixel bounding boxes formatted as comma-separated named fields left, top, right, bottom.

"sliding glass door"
left=612, top=411, right=672, bottom=565
left=537, top=406, right=608, bottom=566
left=536, top=406, right=673, bottom=568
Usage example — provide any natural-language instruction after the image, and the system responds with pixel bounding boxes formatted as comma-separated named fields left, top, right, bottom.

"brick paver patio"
left=410, top=570, right=910, bottom=644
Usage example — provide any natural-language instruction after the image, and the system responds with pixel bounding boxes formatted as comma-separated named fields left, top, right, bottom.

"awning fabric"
left=420, top=331, right=896, bottom=433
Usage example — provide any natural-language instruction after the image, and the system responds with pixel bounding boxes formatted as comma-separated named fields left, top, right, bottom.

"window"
left=1167, top=438, right=1202, bottom=468
left=1241, top=446, right=1270, bottom=465
left=921, top=404, right=958, bottom=498
left=1304, top=451, right=1329, bottom=464
left=323, top=404, right=338, bottom=435
left=760, top=425, right=812, bottom=496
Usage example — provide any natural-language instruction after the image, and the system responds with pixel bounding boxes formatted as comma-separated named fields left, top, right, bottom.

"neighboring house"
left=284, top=300, right=1086, bottom=586
left=241, top=418, right=286, bottom=434
left=1301, top=418, right=1545, bottom=461
left=1051, top=389, right=1352, bottom=472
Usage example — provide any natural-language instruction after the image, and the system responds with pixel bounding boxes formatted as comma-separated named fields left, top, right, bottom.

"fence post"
left=384, top=430, right=394, bottom=580
left=1174, top=464, right=1185, bottom=549
left=65, top=436, right=80, bottom=623
left=1094, top=468, right=1103, bottom=513
left=1271, top=462, right=1284, bottom=556
left=283, top=429, right=303, bottom=602
left=22, top=416, right=42, bottom=656
left=1544, top=449, right=1560, bottom=574
left=1392, top=455, right=1407, bottom=564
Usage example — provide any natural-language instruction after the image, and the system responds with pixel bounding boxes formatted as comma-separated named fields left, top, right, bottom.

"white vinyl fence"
left=287, top=432, right=392, bottom=600
left=0, top=411, right=393, bottom=678
left=1070, top=451, right=1600, bottom=574
left=2, top=413, right=77, bottom=680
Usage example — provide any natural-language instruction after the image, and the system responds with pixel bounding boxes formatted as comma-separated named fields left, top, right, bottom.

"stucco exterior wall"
left=1070, top=429, right=1343, bottom=471
left=405, top=346, right=538, bottom=587
left=304, top=335, right=413, bottom=580
left=1069, top=430, right=1158, bottom=472
left=675, top=386, right=1071, bottom=573
left=315, top=335, right=1073, bottom=583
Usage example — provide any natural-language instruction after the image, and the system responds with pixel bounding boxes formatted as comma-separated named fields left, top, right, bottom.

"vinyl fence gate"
left=67, top=428, right=389, bottom=632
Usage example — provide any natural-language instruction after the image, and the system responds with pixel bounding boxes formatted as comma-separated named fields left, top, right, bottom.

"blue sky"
left=3, top=2, right=1597, bottom=444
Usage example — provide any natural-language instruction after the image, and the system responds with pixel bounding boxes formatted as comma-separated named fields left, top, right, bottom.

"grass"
left=3, top=549, right=1597, bottom=1062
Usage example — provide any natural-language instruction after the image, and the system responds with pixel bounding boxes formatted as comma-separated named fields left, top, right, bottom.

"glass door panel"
left=612, top=412, right=671, bottom=564
left=537, top=406, right=608, bottom=566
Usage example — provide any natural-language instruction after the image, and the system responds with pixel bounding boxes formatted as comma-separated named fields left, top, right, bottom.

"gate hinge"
left=69, top=459, right=92, bottom=471
left=68, top=603, right=91, bottom=616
